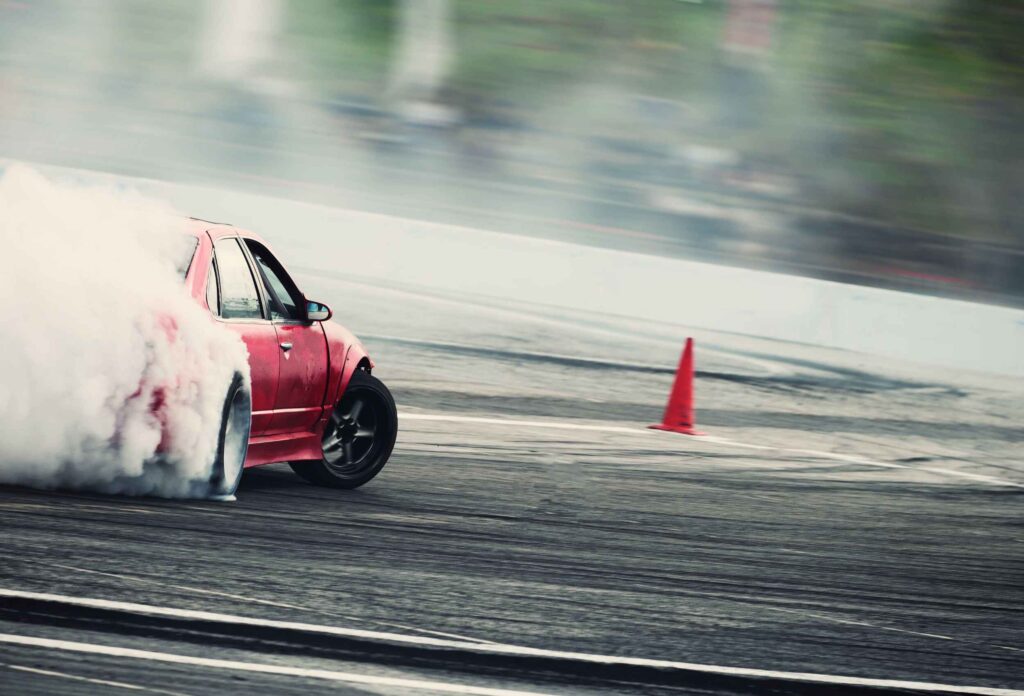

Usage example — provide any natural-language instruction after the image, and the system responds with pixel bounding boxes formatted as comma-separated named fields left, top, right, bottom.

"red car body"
left=183, top=220, right=372, bottom=471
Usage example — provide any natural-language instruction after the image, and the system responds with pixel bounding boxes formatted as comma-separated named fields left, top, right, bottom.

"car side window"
left=214, top=239, right=263, bottom=320
left=205, top=258, right=219, bottom=314
left=245, top=240, right=304, bottom=322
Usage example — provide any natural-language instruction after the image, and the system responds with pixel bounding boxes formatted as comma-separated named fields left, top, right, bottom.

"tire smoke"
left=0, top=164, right=250, bottom=497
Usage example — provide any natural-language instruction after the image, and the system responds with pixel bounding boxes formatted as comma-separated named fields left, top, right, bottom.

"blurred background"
left=1, top=0, right=1022, bottom=303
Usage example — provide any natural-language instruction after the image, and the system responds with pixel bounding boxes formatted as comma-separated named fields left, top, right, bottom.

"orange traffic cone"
left=649, top=338, right=703, bottom=435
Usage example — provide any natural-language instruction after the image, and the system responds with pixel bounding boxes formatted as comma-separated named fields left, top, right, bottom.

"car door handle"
left=279, top=342, right=293, bottom=352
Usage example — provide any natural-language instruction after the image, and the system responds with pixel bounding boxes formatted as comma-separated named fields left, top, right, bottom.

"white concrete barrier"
left=18, top=162, right=1024, bottom=377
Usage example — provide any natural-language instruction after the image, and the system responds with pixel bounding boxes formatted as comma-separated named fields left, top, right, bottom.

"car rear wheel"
left=205, top=372, right=251, bottom=500
left=290, top=371, right=397, bottom=489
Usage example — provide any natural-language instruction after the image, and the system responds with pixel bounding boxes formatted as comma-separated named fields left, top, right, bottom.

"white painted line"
left=399, top=411, right=1024, bottom=488
left=0, top=588, right=483, bottom=650
left=38, top=562, right=499, bottom=646
left=3, top=663, right=190, bottom=695
left=30, top=562, right=1001, bottom=663
left=761, top=606, right=956, bottom=641
left=1, top=589, right=1021, bottom=696
left=717, top=437, right=1024, bottom=489
left=0, top=634, right=552, bottom=696
left=47, top=563, right=314, bottom=612
left=698, top=434, right=775, bottom=451
left=400, top=412, right=645, bottom=435
left=880, top=627, right=955, bottom=641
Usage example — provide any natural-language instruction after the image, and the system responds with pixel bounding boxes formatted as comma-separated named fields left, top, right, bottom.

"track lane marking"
left=398, top=412, right=1024, bottom=488
left=703, top=436, right=1024, bottom=488
left=0, top=588, right=481, bottom=649
left=400, top=413, right=644, bottom=435
left=30, top=561, right=499, bottom=646
left=0, top=635, right=552, bottom=696
left=0, top=590, right=1021, bottom=696
left=23, top=561, right=1006, bottom=657
left=3, top=664, right=190, bottom=695
left=761, top=606, right=956, bottom=641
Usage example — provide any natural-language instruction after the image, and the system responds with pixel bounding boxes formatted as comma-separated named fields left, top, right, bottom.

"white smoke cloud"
left=0, top=164, right=250, bottom=497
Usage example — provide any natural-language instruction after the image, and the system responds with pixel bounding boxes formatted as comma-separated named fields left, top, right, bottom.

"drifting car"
left=182, top=219, right=397, bottom=497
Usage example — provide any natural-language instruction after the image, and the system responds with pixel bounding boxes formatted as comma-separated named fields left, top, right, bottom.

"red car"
left=182, top=219, right=397, bottom=498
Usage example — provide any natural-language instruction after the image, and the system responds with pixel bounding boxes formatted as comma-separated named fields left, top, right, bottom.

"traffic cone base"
left=649, top=337, right=703, bottom=436
left=648, top=423, right=704, bottom=436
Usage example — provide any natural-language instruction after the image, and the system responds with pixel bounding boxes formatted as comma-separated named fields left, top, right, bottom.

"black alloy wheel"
left=290, top=371, right=397, bottom=489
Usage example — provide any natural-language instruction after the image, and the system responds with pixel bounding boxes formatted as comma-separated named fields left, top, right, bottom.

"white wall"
left=26, top=163, right=1024, bottom=377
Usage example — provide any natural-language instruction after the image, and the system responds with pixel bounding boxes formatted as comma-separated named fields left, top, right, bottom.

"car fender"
left=337, top=340, right=373, bottom=403
left=321, top=320, right=373, bottom=412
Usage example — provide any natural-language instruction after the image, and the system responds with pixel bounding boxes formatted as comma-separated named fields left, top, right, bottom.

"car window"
left=176, top=236, right=199, bottom=278
left=245, top=240, right=304, bottom=322
left=214, top=239, right=262, bottom=320
left=205, top=259, right=219, bottom=314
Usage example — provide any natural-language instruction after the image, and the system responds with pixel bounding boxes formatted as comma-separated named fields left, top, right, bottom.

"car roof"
left=185, top=217, right=266, bottom=244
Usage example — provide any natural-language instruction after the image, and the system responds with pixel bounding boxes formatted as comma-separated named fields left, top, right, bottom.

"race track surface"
left=2, top=252, right=1023, bottom=695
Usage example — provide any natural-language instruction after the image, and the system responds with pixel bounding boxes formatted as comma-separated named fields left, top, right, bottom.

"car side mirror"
left=306, top=300, right=332, bottom=322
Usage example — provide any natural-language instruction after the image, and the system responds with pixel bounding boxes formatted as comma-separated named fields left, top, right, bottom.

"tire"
left=290, top=371, right=397, bottom=489
left=205, top=372, right=251, bottom=500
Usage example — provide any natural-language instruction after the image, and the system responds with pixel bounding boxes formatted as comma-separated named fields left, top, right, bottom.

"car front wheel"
left=290, top=371, right=397, bottom=489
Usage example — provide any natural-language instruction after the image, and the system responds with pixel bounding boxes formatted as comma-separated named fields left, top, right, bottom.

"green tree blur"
left=292, top=0, right=1023, bottom=242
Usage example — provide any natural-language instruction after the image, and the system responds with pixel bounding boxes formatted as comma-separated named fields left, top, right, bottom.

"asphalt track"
left=2, top=244, right=1023, bottom=695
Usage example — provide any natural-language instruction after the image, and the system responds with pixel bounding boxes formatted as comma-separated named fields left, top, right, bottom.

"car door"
left=208, top=236, right=280, bottom=436
left=242, top=238, right=329, bottom=435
